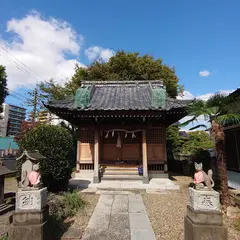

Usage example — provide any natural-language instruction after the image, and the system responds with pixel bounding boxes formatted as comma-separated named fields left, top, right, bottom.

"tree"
left=181, top=131, right=214, bottom=155
left=0, top=65, right=8, bottom=114
left=72, top=51, right=183, bottom=98
left=16, top=124, right=73, bottom=191
left=39, top=51, right=183, bottom=103
left=166, top=125, right=185, bottom=153
left=182, top=93, right=240, bottom=207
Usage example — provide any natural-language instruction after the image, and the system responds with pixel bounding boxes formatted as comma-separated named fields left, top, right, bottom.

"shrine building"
left=45, top=81, right=191, bottom=183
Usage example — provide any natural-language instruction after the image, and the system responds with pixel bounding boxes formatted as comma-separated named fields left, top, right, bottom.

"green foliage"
left=0, top=235, right=8, bottom=240
left=182, top=92, right=240, bottom=206
left=166, top=125, right=186, bottom=153
left=49, top=191, right=84, bottom=221
left=0, top=65, right=8, bottom=114
left=234, top=216, right=240, bottom=231
left=63, top=191, right=85, bottom=217
left=181, top=131, right=214, bottom=155
left=38, top=79, right=71, bottom=101
left=48, top=191, right=84, bottom=238
left=49, top=191, right=84, bottom=220
left=16, top=124, right=73, bottom=191
left=183, top=93, right=240, bottom=128
left=73, top=51, right=181, bottom=97
left=39, top=51, right=183, bottom=102
left=167, top=126, right=214, bottom=160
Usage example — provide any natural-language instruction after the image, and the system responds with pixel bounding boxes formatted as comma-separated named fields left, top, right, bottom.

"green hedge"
left=16, top=124, right=73, bottom=192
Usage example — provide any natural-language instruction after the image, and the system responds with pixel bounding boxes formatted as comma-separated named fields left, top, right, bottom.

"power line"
left=8, top=93, right=26, bottom=102
left=0, top=44, right=46, bottom=82
left=0, top=51, right=40, bottom=82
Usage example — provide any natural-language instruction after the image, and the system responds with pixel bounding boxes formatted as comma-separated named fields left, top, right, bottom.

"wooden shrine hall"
left=45, top=81, right=191, bottom=183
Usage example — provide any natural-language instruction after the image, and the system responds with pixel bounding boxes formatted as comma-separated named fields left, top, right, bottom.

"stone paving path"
left=82, top=194, right=156, bottom=240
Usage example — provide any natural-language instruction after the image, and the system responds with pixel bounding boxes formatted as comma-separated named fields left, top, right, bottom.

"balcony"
left=9, top=105, right=26, bottom=113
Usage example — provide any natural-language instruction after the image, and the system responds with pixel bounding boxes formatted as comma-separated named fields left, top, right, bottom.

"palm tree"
left=181, top=93, right=240, bottom=207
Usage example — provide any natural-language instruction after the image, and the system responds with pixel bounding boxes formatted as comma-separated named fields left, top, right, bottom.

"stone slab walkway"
left=82, top=194, right=156, bottom=240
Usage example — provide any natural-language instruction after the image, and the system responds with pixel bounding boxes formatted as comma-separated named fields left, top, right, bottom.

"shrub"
left=63, top=191, right=85, bottom=217
left=48, top=191, right=84, bottom=220
left=16, top=124, right=73, bottom=192
left=234, top=216, right=240, bottom=231
left=0, top=235, right=8, bottom=240
left=48, top=191, right=85, bottom=238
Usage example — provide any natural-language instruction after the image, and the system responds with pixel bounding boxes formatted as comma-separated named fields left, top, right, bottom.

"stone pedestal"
left=189, top=188, right=220, bottom=212
left=184, top=188, right=228, bottom=240
left=15, top=187, right=47, bottom=212
left=9, top=188, right=51, bottom=240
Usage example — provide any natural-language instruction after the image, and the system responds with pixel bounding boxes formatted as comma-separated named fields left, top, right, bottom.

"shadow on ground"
left=68, top=179, right=92, bottom=191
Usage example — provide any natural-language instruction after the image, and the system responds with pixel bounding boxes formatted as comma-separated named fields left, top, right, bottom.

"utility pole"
left=25, top=86, right=40, bottom=124
left=32, top=88, right=38, bottom=124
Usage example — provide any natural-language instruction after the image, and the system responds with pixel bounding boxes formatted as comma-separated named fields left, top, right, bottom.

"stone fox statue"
left=194, top=162, right=215, bottom=190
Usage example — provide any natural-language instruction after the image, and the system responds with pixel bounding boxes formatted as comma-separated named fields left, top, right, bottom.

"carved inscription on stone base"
left=16, top=187, right=47, bottom=212
left=189, top=187, right=220, bottom=212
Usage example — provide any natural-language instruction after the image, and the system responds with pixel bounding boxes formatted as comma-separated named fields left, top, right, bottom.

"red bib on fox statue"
left=194, top=162, right=215, bottom=190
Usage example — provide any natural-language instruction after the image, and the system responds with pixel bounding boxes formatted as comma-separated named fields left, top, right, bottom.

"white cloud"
left=177, top=90, right=233, bottom=101
left=177, top=90, right=195, bottom=100
left=0, top=11, right=121, bottom=91
left=0, top=11, right=85, bottom=90
left=199, top=70, right=211, bottom=77
left=197, top=90, right=233, bottom=101
left=85, top=45, right=115, bottom=62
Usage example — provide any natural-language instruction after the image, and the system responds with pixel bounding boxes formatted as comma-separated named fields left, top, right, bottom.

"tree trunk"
left=211, top=121, right=231, bottom=207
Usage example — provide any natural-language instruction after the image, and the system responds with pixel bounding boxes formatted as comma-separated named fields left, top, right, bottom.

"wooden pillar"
left=164, top=127, right=168, bottom=175
left=93, top=129, right=100, bottom=183
left=76, top=141, right=80, bottom=173
left=142, top=129, right=149, bottom=184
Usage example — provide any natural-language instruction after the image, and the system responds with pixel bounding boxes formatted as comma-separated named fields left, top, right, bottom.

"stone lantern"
left=9, top=150, right=51, bottom=240
left=16, top=150, right=46, bottom=189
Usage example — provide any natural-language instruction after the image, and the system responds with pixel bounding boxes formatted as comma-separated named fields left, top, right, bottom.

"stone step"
left=102, top=167, right=138, bottom=171
left=102, top=170, right=139, bottom=175
left=101, top=174, right=143, bottom=180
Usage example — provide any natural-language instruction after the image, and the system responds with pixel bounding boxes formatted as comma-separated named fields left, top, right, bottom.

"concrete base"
left=93, top=175, right=100, bottom=183
left=149, top=172, right=169, bottom=179
left=8, top=206, right=51, bottom=240
left=184, top=205, right=228, bottom=240
left=142, top=176, right=149, bottom=184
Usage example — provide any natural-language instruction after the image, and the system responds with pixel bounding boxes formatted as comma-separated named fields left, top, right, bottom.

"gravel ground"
left=142, top=174, right=240, bottom=240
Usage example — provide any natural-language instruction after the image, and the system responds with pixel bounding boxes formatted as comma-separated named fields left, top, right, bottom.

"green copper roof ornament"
left=151, top=87, right=167, bottom=109
left=73, top=87, right=91, bottom=109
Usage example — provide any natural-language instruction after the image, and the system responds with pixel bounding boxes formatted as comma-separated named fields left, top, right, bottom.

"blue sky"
left=0, top=0, right=239, bottom=109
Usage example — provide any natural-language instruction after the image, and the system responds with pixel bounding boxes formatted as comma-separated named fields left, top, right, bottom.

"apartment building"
left=37, top=110, right=62, bottom=125
left=0, top=103, right=26, bottom=137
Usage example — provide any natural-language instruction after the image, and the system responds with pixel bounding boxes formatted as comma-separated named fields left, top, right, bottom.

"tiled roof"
left=0, top=165, right=14, bottom=176
left=45, top=81, right=191, bottom=111
left=16, top=150, right=46, bottom=161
